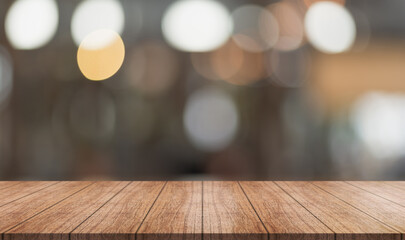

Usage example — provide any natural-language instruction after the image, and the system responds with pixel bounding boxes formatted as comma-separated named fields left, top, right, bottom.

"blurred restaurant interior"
left=0, top=0, right=404, bottom=180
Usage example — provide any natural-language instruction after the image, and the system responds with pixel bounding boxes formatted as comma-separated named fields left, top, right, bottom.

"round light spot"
left=162, top=0, right=233, bottom=52
left=192, top=40, right=267, bottom=85
left=5, top=0, right=58, bottom=50
left=191, top=40, right=244, bottom=81
left=232, top=5, right=278, bottom=52
left=303, top=0, right=345, bottom=8
left=351, top=92, right=405, bottom=160
left=77, top=29, right=125, bottom=81
left=268, top=2, right=304, bottom=51
left=184, top=87, right=238, bottom=152
left=71, top=0, right=125, bottom=46
left=305, top=1, right=356, bottom=53
left=227, top=51, right=267, bottom=85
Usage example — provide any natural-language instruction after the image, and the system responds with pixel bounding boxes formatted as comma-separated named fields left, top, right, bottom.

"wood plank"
left=71, top=181, right=165, bottom=240
left=383, top=181, right=405, bottom=191
left=0, top=181, right=403, bottom=240
left=277, top=181, right=400, bottom=240
left=347, top=181, right=405, bottom=207
left=0, top=181, right=92, bottom=234
left=313, top=181, right=405, bottom=234
left=0, top=182, right=21, bottom=191
left=0, top=181, right=57, bottom=207
left=4, top=181, right=129, bottom=240
left=203, top=181, right=267, bottom=240
left=137, top=181, right=201, bottom=240
left=240, top=181, right=334, bottom=240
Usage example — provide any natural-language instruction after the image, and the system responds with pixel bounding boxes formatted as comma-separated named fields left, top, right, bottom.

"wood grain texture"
left=313, top=181, right=405, bottom=234
left=382, top=181, right=405, bottom=191
left=71, top=181, right=166, bottom=240
left=240, top=181, right=334, bottom=240
left=137, top=181, right=202, bottom=240
left=4, top=181, right=129, bottom=240
left=0, top=181, right=21, bottom=191
left=0, top=181, right=57, bottom=207
left=348, top=181, right=405, bottom=207
left=203, top=181, right=267, bottom=240
left=0, top=181, right=92, bottom=234
left=277, top=181, right=400, bottom=240
left=0, top=181, right=404, bottom=240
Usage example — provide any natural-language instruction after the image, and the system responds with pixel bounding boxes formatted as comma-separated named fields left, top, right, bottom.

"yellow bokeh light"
left=77, top=29, right=125, bottom=81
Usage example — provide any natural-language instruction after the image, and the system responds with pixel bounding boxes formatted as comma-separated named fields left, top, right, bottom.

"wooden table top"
left=0, top=181, right=404, bottom=240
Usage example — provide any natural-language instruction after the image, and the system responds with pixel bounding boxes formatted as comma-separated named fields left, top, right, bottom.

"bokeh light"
left=71, top=0, right=125, bottom=46
left=162, top=0, right=233, bottom=52
left=5, top=0, right=58, bottom=50
left=305, top=1, right=356, bottom=53
left=226, top=49, right=267, bottom=85
left=302, top=0, right=345, bottom=8
left=184, top=87, right=238, bottom=152
left=126, top=40, right=180, bottom=96
left=351, top=92, right=405, bottom=160
left=191, top=41, right=271, bottom=86
left=192, top=40, right=267, bottom=85
left=2, top=0, right=404, bottom=181
left=268, top=2, right=304, bottom=51
left=77, top=29, right=125, bottom=81
left=232, top=5, right=278, bottom=52
left=191, top=40, right=244, bottom=81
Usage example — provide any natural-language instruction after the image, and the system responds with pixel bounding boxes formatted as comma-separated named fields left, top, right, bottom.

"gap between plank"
left=379, top=182, right=405, bottom=192
left=237, top=181, right=270, bottom=240
left=345, top=181, right=405, bottom=208
left=0, top=181, right=60, bottom=208
left=344, top=182, right=405, bottom=240
left=272, top=181, right=337, bottom=240
left=1, top=182, right=95, bottom=240
left=201, top=181, right=203, bottom=240
left=0, top=182, right=22, bottom=191
left=68, top=181, right=133, bottom=240
left=310, top=182, right=400, bottom=234
left=134, top=181, right=168, bottom=240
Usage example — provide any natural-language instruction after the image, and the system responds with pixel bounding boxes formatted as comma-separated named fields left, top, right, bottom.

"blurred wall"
left=0, top=0, right=404, bottom=180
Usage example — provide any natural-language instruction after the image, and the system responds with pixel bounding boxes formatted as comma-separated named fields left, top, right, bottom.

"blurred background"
left=0, top=0, right=404, bottom=180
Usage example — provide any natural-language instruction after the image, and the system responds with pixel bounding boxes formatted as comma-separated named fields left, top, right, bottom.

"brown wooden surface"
left=4, top=181, right=129, bottom=240
left=277, top=181, right=400, bottom=240
left=137, top=181, right=202, bottom=240
left=0, top=181, right=404, bottom=240
left=0, top=181, right=92, bottom=234
left=313, top=181, right=405, bottom=234
left=240, top=181, right=334, bottom=240
left=384, top=181, right=405, bottom=191
left=203, top=181, right=267, bottom=240
left=0, top=181, right=56, bottom=207
left=0, top=181, right=21, bottom=191
left=348, top=181, right=405, bottom=207
left=71, top=181, right=165, bottom=240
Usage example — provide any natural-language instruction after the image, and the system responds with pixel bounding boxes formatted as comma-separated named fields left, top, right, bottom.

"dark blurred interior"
left=0, top=0, right=405, bottom=180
